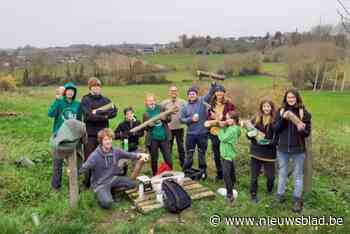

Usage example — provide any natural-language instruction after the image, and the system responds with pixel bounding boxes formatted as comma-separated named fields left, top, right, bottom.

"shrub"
left=0, top=75, right=17, bottom=91
left=198, top=78, right=288, bottom=118
left=285, top=42, right=338, bottom=89
left=223, top=52, right=262, bottom=76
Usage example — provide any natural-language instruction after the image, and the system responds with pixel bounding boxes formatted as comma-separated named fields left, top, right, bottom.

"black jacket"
left=114, top=119, right=144, bottom=152
left=273, top=106, right=311, bottom=154
left=247, top=117, right=276, bottom=160
left=81, top=93, right=117, bottom=137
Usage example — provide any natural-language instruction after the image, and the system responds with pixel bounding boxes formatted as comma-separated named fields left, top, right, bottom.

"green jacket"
left=218, top=125, right=241, bottom=160
left=48, top=82, right=82, bottom=134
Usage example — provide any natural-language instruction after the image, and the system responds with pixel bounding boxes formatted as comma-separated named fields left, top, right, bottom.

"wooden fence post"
left=303, top=133, right=313, bottom=193
left=68, top=150, right=79, bottom=208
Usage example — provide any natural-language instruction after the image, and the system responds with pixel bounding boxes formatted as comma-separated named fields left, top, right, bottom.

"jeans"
left=277, top=151, right=305, bottom=199
left=222, top=159, right=236, bottom=199
left=209, top=133, right=223, bottom=179
left=170, top=129, right=186, bottom=168
left=95, top=176, right=136, bottom=209
left=150, top=139, right=173, bottom=176
left=183, top=133, right=208, bottom=174
left=250, top=157, right=275, bottom=196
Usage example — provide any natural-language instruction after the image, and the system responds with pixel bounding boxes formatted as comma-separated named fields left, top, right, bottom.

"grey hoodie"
left=79, top=146, right=138, bottom=191
left=180, top=83, right=216, bottom=135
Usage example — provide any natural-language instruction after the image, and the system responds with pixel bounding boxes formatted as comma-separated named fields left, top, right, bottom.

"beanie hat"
left=187, top=86, right=199, bottom=95
left=215, top=84, right=225, bottom=93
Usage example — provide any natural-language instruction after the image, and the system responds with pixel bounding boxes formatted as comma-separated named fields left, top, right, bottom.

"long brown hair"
left=281, top=89, right=304, bottom=109
left=255, top=99, right=276, bottom=126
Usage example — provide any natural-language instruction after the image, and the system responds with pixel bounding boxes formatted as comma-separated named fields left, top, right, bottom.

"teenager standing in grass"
left=48, top=82, right=82, bottom=191
left=273, top=89, right=311, bottom=213
left=218, top=111, right=241, bottom=206
left=143, top=93, right=173, bottom=176
left=114, top=107, right=144, bottom=175
left=208, top=84, right=236, bottom=180
left=181, top=82, right=217, bottom=179
left=79, top=128, right=149, bottom=209
left=247, top=100, right=276, bottom=203
left=160, top=85, right=186, bottom=168
left=81, top=77, right=117, bottom=188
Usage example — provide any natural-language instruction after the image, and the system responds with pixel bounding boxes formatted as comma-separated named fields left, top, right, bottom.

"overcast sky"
left=0, top=0, right=341, bottom=48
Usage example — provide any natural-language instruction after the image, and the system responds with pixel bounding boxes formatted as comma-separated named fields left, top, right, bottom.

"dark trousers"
left=84, top=137, right=99, bottom=187
left=250, top=157, right=275, bottom=196
left=222, top=159, right=236, bottom=199
left=51, top=156, right=64, bottom=189
left=150, top=139, right=173, bottom=176
left=183, top=134, right=208, bottom=173
left=95, top=176, right=136, bottom=209
left=209, top=133, right=223, bottom=179
left=170, top=128, right=185, bottom=168
left=51, top=151, right=82, bottom=189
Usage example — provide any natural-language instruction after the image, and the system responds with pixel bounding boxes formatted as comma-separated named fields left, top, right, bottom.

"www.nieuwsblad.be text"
left=209, top=214, right=344, bottom=227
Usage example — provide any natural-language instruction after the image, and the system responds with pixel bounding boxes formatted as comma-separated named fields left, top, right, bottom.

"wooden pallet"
left=125, top=178, right=215, bottom=213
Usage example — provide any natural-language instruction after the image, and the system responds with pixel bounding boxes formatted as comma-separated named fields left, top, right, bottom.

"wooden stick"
left=130, top=106, right=178, bottom=133
left=131, top=160, right=146, bottom=180
left=204, top=120, right=219, bottom=128
left=93, top=102, right=115, bottom=112
left=285, top=111, right=303, bottom=126
left=68, top=150, right=79, bottom=208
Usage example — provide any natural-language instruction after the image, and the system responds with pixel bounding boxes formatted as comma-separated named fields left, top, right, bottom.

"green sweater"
left=218, top=125, right=241, bottom=160
left=146, top=105, right=166, bottom=141
left=48, top=83, right=82, bottom=134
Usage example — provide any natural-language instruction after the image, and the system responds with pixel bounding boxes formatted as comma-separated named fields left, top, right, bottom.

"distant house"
left=143, top=47, right=155, bottom=54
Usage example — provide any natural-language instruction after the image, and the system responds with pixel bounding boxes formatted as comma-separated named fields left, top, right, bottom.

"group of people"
left=48, top=77, right=311, bottom=213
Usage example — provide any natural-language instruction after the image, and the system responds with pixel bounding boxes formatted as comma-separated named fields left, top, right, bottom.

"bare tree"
left=337, top=0, right=350, bottom=33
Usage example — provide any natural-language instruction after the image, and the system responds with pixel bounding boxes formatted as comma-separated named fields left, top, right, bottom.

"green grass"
left=1, top=65, right=350, bottom=233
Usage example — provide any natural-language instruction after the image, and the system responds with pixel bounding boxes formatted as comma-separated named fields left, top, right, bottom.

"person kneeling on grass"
left=218, top=111, right=241, bottom=206
left=79, top=128, right=149, bottom=209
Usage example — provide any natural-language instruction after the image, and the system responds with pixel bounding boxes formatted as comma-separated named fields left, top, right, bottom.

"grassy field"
left=1, top=58, right=350, bottom=233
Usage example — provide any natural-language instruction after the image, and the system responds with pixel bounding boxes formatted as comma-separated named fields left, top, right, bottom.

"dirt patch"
left=96, top=207, right=138, bottom=232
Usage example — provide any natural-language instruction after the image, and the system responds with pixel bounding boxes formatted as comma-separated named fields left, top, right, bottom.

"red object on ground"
left=156, top=162, right=172, bottom=175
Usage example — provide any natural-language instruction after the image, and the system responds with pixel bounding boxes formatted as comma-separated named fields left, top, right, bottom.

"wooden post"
left=303, top=133, right=313, bottom=193
left=341, top=71, right=346, bottom=92
left=68, top=150, right=79, bottom=208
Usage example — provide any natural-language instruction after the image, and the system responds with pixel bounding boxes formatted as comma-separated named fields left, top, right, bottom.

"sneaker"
left=292, top=199, right=304, bottom=213
left=201, top=172, right=207, bottom=180
left=227, top=196, right=235, bottom=207
left=251, top=195, right=258, bottom=203
left=275, top=194, right=285, bottom=203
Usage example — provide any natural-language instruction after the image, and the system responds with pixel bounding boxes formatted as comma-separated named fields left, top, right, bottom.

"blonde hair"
left=97, top=128, right=115, bottom=144
left=145, top=93, right=156, bottom=101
